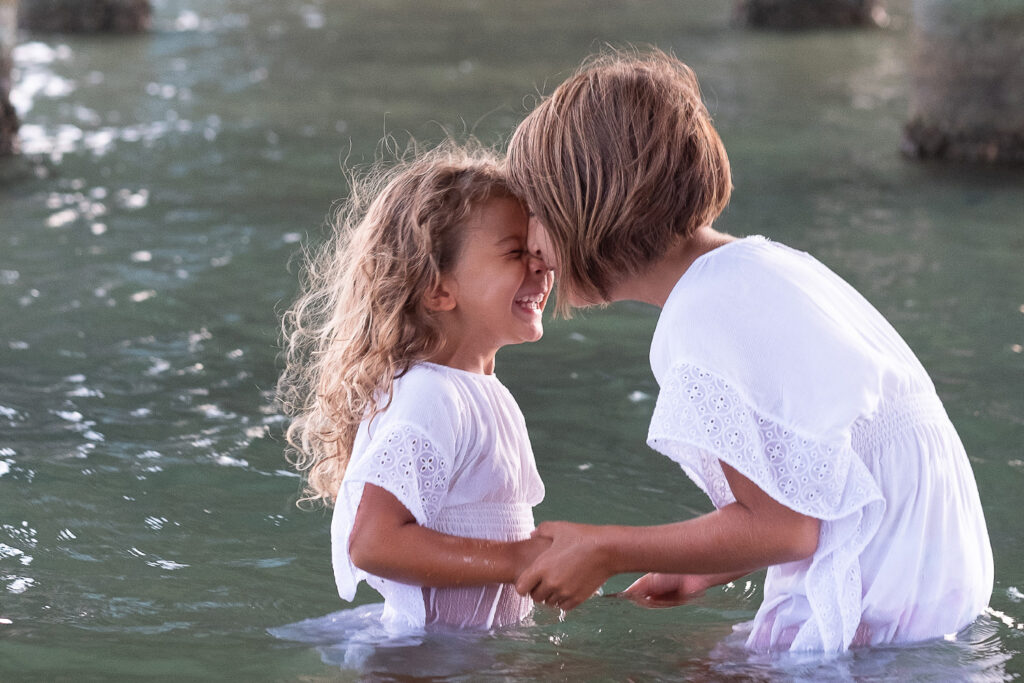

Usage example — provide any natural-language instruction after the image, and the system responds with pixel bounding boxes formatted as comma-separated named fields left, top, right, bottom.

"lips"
left=514, top=292, right=545, bottom=310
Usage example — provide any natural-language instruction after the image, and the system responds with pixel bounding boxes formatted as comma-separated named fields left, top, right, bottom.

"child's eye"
left=508, top=249, right=525, bottom=258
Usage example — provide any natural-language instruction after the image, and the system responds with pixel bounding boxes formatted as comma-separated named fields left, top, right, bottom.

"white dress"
left=331, top=362, right=544, bottom=633
left=646, top=236, right=993, bottom=653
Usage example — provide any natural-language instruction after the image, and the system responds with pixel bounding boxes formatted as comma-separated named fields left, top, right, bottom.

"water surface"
left=1, top=1, right=1022, bottom=679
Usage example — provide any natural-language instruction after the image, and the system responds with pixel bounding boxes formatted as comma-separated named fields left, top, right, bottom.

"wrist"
left=597, top=525, right=627, bottom=575
left=509, top=537, right=543, bottom=583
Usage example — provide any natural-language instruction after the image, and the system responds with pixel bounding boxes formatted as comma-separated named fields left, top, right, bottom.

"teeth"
left=515, top=293, right=544, bottom=305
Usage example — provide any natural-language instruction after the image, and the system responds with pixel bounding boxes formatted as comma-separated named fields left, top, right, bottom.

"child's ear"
left=423, top=278, right=457, bottom=312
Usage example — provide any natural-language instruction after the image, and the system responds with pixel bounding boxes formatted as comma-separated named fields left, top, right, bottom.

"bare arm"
left=516, top=463, right=820, bottom=609
left=348, top=483, right=549, bottom=587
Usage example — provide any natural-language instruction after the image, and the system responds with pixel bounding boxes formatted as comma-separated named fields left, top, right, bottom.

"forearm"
left=697, top=568, right=755, bottom=591
left=349, top=483, right=547, bottom=588
left=351, top=522, right=540, bottom=588
left=517, top=464, right=819, bottom=610
left=599, top=501, right=820, bottom=577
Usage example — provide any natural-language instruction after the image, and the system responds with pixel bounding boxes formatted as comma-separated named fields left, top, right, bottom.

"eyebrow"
left=494, top=235, right=523, bottom=246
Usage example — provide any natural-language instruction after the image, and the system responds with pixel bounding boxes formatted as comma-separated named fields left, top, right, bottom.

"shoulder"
left=652, top=237, right=778, bottom=375
left=653, top=237, right=855, bottom=366
left=671, top=237, right=816, bottom=313
left=368, top=364, right=465, bottom=441
left=391, top=364, right=463, bottom=405
left=652, top=238, right=892, bottom=433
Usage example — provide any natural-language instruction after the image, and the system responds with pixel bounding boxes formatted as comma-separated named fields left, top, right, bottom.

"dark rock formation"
left=0, top=0, right=18, bottom=156
left=19, top=0, right=151, bottom=33
left=902, top=0, right=1024, bottom=164
left=735, top=0, right=885, bottom=29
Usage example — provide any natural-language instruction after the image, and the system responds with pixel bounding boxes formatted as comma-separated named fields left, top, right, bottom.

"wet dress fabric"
left=646, top=236, right=993, bottom=652
left=331, top=362, right=544, bottom=632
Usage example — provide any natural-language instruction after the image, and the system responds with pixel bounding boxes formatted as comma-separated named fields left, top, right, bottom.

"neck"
left=427, top=340, right=497, bottom=375
left=607, top=225, right=734, bottom=308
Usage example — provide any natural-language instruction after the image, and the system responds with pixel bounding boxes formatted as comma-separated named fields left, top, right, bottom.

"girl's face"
left=436, top=197, right=553, bottom=373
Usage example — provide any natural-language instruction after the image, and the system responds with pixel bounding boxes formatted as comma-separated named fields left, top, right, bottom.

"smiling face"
left=430, top=196, right=554, bottom=374
left=527, top=214, right=598, bottom=309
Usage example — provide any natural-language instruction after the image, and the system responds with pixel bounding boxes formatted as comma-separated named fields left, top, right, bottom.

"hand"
left=618, top=572, right=710, bottom=608
left=512, top=535, right=552, bottom=578
left=514, top=521, right=615, bottom=611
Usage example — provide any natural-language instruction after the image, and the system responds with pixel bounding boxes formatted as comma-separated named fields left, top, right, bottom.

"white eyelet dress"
left=647, top=236, right=993, bottom=653
left=331, top=362, right=544, bottom=633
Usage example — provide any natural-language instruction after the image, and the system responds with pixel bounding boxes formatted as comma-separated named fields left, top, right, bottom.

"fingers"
left=556, top=595, right=583, bottom=611
left=515, top=568, right=569, bottom=608
left=529, top=583, right=595, bottom=612
left=533, top=586, right=558, bottom=607
left=534, top=587, right=574, bottom=611
left=515, top=566, right=540, bottom=597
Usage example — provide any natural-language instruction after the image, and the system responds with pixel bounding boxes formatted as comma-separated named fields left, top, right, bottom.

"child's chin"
left=514, top=326, right=544, bottom=344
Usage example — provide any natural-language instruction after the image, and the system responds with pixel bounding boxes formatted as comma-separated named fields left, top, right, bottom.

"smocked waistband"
left=851, top=392, right=950, bottom=453
left=432, top=502, right=535, bottom=541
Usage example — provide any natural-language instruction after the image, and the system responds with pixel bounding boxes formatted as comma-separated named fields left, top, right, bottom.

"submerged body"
left=646, top=236, right=993, bottom=651
left=332, top=363, right=544, bottom=631
left=278, top=147, right=553, bottom=637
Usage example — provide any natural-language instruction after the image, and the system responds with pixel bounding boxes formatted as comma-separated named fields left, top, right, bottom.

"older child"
left=506, top=51, right=993, bottom=652
left=277, top=143, right=554, bottom=632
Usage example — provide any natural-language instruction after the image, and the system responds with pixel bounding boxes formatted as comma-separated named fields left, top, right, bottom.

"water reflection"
left=269, top=601, right=1018, bottom=681
left=2, top=0, right=1023, bottom=679
left=705, top=616, right=1012, bottom=682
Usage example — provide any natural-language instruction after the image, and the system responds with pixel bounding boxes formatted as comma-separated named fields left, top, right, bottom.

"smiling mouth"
left=514, top=293, right=545, bottom=311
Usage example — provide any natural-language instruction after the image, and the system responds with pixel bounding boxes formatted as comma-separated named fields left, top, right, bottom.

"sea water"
left=1, top=0, right=1022, bottom=679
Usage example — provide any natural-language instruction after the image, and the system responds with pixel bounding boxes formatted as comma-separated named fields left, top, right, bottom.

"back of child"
left=278, top=142, right=551, bottom=633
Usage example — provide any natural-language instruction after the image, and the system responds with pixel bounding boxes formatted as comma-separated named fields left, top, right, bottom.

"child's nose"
left=528, top=253, right=551, bottom=275
left=527, top=241, right=546, bottom=264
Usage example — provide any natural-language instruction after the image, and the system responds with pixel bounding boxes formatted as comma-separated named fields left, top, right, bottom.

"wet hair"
left=277, top=141, right=512, bottom=506
left=506, top=49, right=732, bottom=314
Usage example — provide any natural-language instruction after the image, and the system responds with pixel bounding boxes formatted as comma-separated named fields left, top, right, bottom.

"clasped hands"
left=515, top=521, right=708, bottom=612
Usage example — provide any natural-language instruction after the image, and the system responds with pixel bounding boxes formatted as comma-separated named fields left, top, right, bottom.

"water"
left=1, top=0, right=1022, bottom=679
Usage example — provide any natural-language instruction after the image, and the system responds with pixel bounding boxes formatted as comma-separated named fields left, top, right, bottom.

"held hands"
left=514, top=521, right=615, bottom=611
left=618, top=572, right=710, bottom=608
left=512, top=534, right=552, bottom=579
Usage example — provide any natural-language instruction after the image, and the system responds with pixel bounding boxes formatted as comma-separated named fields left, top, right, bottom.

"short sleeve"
left=646, top=362, right=883, bottom=521
left=647, top=361, right=888, bottom=650
left=344, top=422, right=455, bottom=525
left=331, top=369, right=462, bottom=603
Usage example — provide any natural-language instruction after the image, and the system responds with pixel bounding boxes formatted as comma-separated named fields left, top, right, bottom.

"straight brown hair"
left=506, top=49, right=732, bottom=314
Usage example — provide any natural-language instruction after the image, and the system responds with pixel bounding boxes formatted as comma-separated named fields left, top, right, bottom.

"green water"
left=1, top=0, right=1022, bottom=679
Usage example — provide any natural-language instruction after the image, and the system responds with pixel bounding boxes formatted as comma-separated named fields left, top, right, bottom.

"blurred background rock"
left=19, top=0, right=151, bottom=34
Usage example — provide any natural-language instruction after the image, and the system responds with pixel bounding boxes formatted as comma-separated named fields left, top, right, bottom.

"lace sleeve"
left=345, top=422, right=454, bottom=525
left=331, top=422, right=456, bottom=604
left=646, top=362, right=883, bottom=520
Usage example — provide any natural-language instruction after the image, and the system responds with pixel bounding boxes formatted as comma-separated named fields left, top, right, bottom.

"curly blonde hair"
left=277, top=141, right=513, bottom=506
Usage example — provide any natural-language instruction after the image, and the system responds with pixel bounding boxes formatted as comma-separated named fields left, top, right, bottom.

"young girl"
left=277, top=142, right=554, bottom=633
left=506, top=51, right=993, bottom=653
